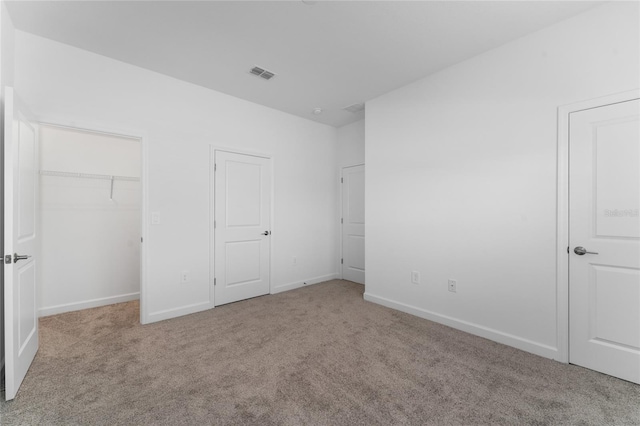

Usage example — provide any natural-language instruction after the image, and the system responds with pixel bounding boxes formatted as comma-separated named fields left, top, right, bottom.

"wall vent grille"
left=343, top=103, right=365, bottom=113
left=250, top=66, right=276, bottom=80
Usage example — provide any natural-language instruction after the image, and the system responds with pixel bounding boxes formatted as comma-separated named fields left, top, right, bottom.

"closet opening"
left=38, top=124, right=142, bottom=319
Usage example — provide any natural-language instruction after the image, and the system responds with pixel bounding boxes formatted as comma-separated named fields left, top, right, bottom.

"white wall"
left=39, top=125, right=141, bottom=316
left=14, top=31, right=338, bottom=323
left=364, top=2, right=640, bottom=359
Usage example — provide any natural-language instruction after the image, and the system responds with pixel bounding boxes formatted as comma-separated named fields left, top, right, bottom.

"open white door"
left=341, top=165, right=365, bottom=284
left=3, top=87, right=39, bottom=400
left=569, top=98, right=639, bottom=384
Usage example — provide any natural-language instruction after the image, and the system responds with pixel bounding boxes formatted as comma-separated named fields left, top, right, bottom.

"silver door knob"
left=261, top=231, right=271, bottom=236
left=574, top=246, right=598, bottom=256
left=13, top=253, right=32, bottom=263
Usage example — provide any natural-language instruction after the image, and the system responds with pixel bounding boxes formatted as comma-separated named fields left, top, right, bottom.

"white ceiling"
left=6, top=1, right=602, bottom=128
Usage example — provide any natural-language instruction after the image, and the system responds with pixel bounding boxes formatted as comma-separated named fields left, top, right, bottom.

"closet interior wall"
left=39, top=125, right=141, bottom=317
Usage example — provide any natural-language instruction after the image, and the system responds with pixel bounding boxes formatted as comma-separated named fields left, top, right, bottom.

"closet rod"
left=39, top=170, right=140, bottom=182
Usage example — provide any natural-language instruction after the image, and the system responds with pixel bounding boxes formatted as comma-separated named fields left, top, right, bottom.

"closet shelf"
left=39, top=170, right=140, bottom=181
left=40, top=170, right=140, bottom=200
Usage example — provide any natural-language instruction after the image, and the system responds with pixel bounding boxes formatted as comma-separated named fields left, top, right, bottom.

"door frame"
left=339, top=163, right=364, bottom=281
left=555, top=89, right=640, bottom=364
left=35, top=118, right=150, bottom=324
left=209, top=146, right=274, bottom=307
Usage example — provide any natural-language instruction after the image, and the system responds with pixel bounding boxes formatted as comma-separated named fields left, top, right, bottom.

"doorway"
left=212, top=150, right=272, bottom=306
left=3, top=87, right=147, bottom=400
left=558, top=91, right=639, bottom=384
left=341, top=164, right=365, bottom=285
left=37, top=124, right=142, bottom=316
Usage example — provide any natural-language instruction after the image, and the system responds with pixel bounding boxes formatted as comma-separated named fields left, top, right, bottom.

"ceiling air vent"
left=250, top=66, right=276, bottom=81
left=343, top=103, right=365, bottom=114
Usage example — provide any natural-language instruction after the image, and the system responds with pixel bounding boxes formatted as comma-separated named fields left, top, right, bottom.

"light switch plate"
left=151, top=212, right=161, bottom=225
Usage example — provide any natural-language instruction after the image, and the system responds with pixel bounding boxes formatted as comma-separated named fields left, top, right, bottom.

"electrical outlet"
left=448, top=279, right=457, bottom=293
left=411, top=271, right=420, bottom=285
left=181, top=270, right=190, bottom=283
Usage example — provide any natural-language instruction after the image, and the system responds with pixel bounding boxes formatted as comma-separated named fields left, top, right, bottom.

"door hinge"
left=214, top=220, right=216, bottom=229
left=214, top=163, right=217, bottom=172
left=341, top=177, right=343, bottom=183
left=214, top=278, right=217, bottom=286
left=341, top=218, right=343, bottom=224
left=567, top=246, right=569, bottom=254
left=4, top=254, right=12, bottom=264
left=341, top=258, right=343, bottom=264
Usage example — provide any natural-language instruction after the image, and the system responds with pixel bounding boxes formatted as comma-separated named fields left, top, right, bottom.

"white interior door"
left=214, top=151, right=271, bottom=306
left=342, top=165, right=365, bottom=284
left=3, top=87, right=40, bottom=400
left=569, top=98, right=640, bottom=384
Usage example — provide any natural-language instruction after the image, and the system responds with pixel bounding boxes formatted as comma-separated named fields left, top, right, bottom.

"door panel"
left=18, top=121, right=37, bottom=241
left=346, top=235, right=365, bottom=271
left=226, top=161, right=262, bottom=227
left=214, top=151, right=270, bottom=306
left=348, top=171, right=365, bottom=223
left=225, top=240, right=261, bottom=286
left=569, top=98, right=639, bottom=384
left=4, top=87, right=40, bottom=400
left=342, top=165, right=365, bottom=284
left=590, top=265, right=639, bottom=349
left=18, top=263, right=37, bottom=352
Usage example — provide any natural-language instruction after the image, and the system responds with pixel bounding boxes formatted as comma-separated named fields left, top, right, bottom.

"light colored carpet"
left=1, top=280, right=639, bottom=425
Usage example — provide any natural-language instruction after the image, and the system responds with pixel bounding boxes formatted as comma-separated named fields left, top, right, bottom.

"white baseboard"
left=364, top=292, right=559, bottom=361
left=146, top=274, right=337, bottom=323
left=271, top=273, right=338, bottom=294
left=39, top=292, right=140, bottom=317
left=145, top=300, right=212, bottom=324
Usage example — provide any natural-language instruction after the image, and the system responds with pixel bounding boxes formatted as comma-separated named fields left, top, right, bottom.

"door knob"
left=261, top=231, right=271, bottom=236
left=13, top=253, right=32, bottom=263
left=574, top=246, right=598, bottom=256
